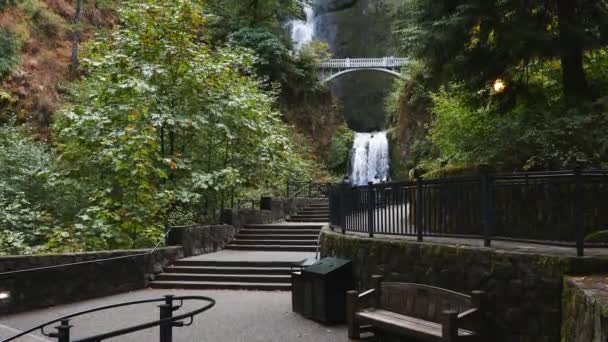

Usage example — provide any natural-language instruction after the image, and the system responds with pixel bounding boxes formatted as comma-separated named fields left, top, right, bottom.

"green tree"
left=55, top=0, right=312, bottom=245
left=395, top=0, right=608, bottom=100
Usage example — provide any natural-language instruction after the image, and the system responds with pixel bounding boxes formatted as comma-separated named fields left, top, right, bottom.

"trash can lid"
left=303, top=257, right=351, bottom=275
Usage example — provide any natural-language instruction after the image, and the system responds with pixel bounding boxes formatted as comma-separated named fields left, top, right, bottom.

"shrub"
left=327, top=124, right=354, bottom=175
left=0, top=29, right=19, bottom=79
left=585, top=230, right=608, bottom=243
left=133, top=236, right=156, bottom=249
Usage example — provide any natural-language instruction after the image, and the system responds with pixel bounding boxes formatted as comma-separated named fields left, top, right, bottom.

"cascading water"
left=350, top=132, right=390, bottom=186
left=287, top=4, right=316, bottom=50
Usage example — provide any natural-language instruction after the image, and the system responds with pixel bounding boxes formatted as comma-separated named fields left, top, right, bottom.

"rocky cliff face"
left=315, top=0, right=401, bottom=132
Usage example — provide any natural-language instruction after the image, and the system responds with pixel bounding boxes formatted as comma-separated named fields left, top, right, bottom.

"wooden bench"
left=347, top=275, right=487, bottom=341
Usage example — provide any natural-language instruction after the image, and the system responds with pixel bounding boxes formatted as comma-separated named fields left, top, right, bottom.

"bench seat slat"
left=357, top=309, right=476, bottom=340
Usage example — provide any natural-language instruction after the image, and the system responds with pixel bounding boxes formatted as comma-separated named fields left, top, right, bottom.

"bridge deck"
left=319, top=57, right=408, bottom=69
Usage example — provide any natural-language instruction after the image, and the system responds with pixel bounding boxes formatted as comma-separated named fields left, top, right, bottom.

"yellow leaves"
left=546, top=24, right=553, bottom=32
left=468, top=22, right=482, bottom=49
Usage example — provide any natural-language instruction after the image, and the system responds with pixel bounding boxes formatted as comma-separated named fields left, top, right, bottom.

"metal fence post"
left=159, top=295, right=175, bottom=342
left=164, top=225, right=171, bottom=247
left=481, top=171, right=492, bottom=247
left=339, top=190, right=346, bottom=234
left=574, top=168, right=584, bottom=257
left=416, top=176, right=424, bottom=242
left=51, top=319, right=72, bottom=342
left=368, top=182, right=375, bottom=238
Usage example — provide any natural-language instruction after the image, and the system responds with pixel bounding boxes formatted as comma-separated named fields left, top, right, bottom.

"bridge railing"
left=329, top=169, right=608, bottom=256
left=319, top=58, right=409, bottom=69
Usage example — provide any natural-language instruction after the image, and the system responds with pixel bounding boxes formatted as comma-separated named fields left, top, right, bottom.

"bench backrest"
left=379, top=282, right=473, bottom=323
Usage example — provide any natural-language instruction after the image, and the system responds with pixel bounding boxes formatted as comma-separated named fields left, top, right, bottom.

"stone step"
left=232, top=239, right=317, bottom=246
left=298, top=211, right=329, bottom=215
left=239, top=229, right=322, bottom=235
left=235, top=234, right=319, bottom=240
left=149, top=281, right=291, bottom=291
left=286, top=218, right=329, bottom=223
left=225, top=244, right=317, bottom=252
left=156, top=273, right=291, bottom=283
left=290, top=215, right=330, bottom=220
left=243, top=224, right=324, bottom=229
left=165, top=266, right=293, bottom=275
left=174, top=260, right=297, bottom=268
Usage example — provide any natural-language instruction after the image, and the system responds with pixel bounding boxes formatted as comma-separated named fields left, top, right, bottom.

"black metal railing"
left=286, top=181, right=331, bottom=198
left=1, top=295, right=215, bottom=342
left=329, top=170, right=608, bottom=256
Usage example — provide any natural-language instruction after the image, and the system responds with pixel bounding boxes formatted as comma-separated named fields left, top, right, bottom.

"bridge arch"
left=320, top=68, right=403, bottom=84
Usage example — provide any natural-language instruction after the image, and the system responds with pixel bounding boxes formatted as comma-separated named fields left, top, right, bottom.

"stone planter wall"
left=0, top=246, right=183, bottom=315
left=561, top=276, right=608, bottom=342
left=320, top=229, right=608, bottom=342
left=167, top=225, right=236, bottom=257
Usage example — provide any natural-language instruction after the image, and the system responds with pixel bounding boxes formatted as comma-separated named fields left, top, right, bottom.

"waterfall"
left=287, top=4, right=316, bottom=50
left=350, top=131, right=390, bottom=186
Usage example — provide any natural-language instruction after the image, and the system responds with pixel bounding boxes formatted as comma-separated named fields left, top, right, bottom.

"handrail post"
left=52, top=319, right=72, bottom=342
left=481, top=169, right=492, bottom=247
left=574, top=168, right=584, bottom=257
left=416, top=176, right=424, bottom=242
left=368, top=182, right=375, bottom=237
left=159, top=295, right=175, bottom=342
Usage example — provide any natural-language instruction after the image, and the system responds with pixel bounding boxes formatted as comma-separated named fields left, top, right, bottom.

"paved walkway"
left=0, top=289, right=348, bottom=342
left=337, top=230, right=608, bottom=257
left=183, top=250, right=316, bottom=262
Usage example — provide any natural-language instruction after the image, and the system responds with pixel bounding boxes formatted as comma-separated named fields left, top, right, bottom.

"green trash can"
left=291, top=257, right=352, bottom=324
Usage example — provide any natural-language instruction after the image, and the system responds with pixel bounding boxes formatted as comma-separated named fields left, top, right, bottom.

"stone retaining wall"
left=0, top=247, right=183, bottom=315
left=167, top=225, right=236, bottom=257
left=320, top=229, right=608, bottom=342
left=561, top=275, right=608, bottom=342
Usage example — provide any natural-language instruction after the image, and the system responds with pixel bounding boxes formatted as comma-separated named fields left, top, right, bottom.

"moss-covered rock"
left=561, top=276, right=608, bottom=342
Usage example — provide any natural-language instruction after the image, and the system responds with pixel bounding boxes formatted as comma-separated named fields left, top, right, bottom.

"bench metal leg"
left=347, top=290, right=360, bottom=339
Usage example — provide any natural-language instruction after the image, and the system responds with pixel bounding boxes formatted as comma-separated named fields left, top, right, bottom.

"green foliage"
left=0, top=0, right=16, bottom=11
left=53, top=0, right=312, bottom=250
left=0, top=124, right=52, bottom=255
left=585, top=230, right=608, bottom=243
left=327, top=124, right=354, bottom=175
left=229, top=27, right=292, bottom=83
left=421, top=58, right=608, bottom=172
left=0, top=29, right=19, bottom=80
left=204, top=0, right=303, bottom=32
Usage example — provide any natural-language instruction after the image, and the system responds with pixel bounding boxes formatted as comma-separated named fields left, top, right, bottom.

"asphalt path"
left=0, top=289, right=348, bottom=342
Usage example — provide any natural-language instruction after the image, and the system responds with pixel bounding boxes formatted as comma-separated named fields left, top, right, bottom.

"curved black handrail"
left=2, top=295, right=215, bottom=342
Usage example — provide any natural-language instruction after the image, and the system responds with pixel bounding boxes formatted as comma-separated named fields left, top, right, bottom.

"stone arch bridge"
left=318, top=57, right=408, bottom=83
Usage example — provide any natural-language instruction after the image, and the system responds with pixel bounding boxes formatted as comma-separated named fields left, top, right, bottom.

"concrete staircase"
left=150, top=259, right=294, bottom=290
left=224, top=224, right=321, bottom=252
left=286, top=200, right=330, bottom=223
left=150, top=201, right=329, bottom=291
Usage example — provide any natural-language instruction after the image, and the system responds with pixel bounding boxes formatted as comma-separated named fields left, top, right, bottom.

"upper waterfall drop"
left=350, top=131, right=390, bottom=186
left=287, top=4, right=316, bottom=50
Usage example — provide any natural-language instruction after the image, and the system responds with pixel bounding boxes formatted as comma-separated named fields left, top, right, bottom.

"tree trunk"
left=556, top=0, right=589, bottom=102
left=70, top=0, right=83, bottom=79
